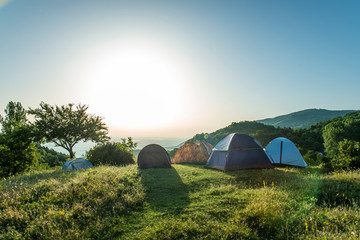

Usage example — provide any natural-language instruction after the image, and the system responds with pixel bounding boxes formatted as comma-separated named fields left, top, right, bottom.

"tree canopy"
left=0, top=102, right=38, bottom=177
left=28, top=102, right=109, bottom=158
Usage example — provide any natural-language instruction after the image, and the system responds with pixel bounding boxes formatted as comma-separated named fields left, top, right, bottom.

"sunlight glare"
left=79, top=42, right=189, bottom=130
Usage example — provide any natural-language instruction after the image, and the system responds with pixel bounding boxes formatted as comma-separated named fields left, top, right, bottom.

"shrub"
left=0, top=102, right=38, bottom=177
left=331, top=139, right=360, bottom=171
left=86, top=138, right=136, bottom=166
left=168, top=147, right=179, bottom=159
left=303, top=150, right=322, bottom=166
left=0, top=126, right=38, bottom=177
left=320, top=155, right=333, bottom=173
left=36, top=145, right=68, bottom=167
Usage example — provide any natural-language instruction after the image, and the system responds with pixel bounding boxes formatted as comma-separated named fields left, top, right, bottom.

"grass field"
left=1, top=165, right=359, bottom=239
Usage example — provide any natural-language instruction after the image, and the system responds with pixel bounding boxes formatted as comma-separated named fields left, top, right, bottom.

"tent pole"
left=280, top=141, right=283, bottom=164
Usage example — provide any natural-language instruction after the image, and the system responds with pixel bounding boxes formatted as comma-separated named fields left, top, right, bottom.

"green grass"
left=1, top=165, right=359, bottom=239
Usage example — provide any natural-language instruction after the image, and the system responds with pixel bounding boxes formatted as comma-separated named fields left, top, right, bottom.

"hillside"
left=1, top=165, right=359, bottom=239
left=257, top=109, right=355, bottom=129
left=190, top=121, right=296, bottom=147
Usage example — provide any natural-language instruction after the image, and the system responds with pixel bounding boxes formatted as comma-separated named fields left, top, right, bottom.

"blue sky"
left=1, top=0, right=359, bottom=137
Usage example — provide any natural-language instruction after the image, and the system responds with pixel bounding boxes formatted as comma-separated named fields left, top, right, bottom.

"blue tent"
left=206, top=133, right=274, bottom=171
left=265, top=137, right=307, bottom=168
left=62, top=158, right=93, bottom=171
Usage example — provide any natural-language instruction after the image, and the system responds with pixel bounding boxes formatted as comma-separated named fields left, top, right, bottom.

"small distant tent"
left=138, top=144, right=171, bottom=169
left=172, top=140, right=213, bottom=164
left=206, top=133, right=274, bottom=171
left=265, top=137, right=307, bottom=168
left=62, top=158, right=93, bottom=171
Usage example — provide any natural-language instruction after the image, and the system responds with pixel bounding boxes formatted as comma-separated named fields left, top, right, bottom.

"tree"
left=331, top=139, right=360, bottom=170
left=0, top=101, right=38, bottom=177
left=0, top=101, right=27, bottom=134
left=28, top=102, right=110, bottom=158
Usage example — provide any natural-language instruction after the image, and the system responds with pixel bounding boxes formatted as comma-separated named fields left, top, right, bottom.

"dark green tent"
left=138, top=144, right=171, bottom=169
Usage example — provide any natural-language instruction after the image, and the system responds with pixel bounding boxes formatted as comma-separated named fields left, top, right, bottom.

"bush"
left=168, top=148, right=179, bottom=159
left=331, top=139, right=360, bottom=171
left=86, top=138, right=137, bottom=166
left=36, top=145, right=68, bottom=167
left=0, top=126, right=38, bottom=177
left=0, top=102, right=38, bottom=177
left=303, top=150, right=322, bottom=166
left=320, top=155, right=333, bottom=173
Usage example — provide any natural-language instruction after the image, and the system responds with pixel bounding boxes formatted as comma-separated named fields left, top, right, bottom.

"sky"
left=1, top=0, right=359, bottom=138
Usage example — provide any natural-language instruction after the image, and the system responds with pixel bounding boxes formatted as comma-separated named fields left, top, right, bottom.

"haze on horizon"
left=1, top=0, right=359, bottom=138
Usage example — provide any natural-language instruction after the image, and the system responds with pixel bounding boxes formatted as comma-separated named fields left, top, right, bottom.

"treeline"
left=190, top=111, right=360, bottom=171
left=0, top=101, right=136, bottom=178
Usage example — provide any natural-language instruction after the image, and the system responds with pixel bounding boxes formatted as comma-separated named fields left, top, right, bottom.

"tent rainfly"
left=137, top=144, right=171, bottom=169
left=62, top=158, right=93, bottom=171
left=172, top=140, right=213, bottom=164
left=265, top=137, right=307, bottom=168
left=206, top=133, right=274, bottom=172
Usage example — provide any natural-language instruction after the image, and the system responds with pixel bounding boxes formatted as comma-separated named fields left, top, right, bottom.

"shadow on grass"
left=139, top=167, right=189, bottom=214
left=180, top=165, right=323, bottom=196
left=228, top=168, right=303, bottom=187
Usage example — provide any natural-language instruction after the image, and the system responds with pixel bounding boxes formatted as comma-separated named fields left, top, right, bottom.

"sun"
left=78, top=41, right=189, bottom=130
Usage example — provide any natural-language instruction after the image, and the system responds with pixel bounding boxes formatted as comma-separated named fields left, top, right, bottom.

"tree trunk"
left=69, top=146, right=75, bottom=159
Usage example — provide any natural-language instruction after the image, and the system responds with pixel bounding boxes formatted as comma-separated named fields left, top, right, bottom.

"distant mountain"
left=257, top=109, right=356, bottom=129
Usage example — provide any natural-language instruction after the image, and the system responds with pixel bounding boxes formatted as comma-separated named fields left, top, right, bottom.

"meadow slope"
left=1, top=165, right=359, bottom=239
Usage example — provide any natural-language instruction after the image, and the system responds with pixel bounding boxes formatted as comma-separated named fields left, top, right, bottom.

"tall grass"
left=0, top=165, right=359, bottom=239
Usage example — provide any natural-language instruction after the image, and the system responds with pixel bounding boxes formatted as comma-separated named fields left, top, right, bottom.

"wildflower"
left=305, top=221, right=308, bottom=231
left=263, top=180, right=266, bottom=187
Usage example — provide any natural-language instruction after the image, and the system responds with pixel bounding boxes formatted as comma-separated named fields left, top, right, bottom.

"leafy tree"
left=331, top=139, right=360, bottom=170
left=86, top=138, right=137, bottom=166
left=0, top=101, right=27, bottom=134
left=0, top=102, right=38, bottom=177
left=28, top=102, right=109, bottom=159
left=323, top=119, right=360, bottom=157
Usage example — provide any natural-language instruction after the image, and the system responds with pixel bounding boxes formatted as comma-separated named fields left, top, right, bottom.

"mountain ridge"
left=256, top=108, right=356, bottom=129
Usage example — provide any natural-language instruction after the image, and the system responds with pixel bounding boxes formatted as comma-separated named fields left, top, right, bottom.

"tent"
left=62, top=158, right=93, bottom=171
left=138, top=144, right=171, bottom=169
left=172, top=140, right=213, bottom=164
left=206, top=133, right=274, bottom=171
left=265, top=137, right=307, bottom=168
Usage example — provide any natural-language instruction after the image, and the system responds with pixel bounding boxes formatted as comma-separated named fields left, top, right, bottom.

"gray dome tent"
left=265, top=137, right=307, bottom=168
left=138, top=144, right=171, bottom=169
left=62, top=158, right=93, bottom=171
left=206, top=133, right=274, bottom=172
